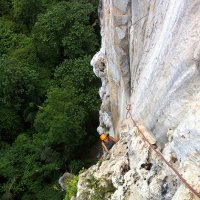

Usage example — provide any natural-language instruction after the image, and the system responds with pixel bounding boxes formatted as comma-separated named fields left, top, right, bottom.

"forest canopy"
left=0, top=0, right=100, bottom=199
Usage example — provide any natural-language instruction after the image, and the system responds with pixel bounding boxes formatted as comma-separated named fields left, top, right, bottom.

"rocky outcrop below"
left=75, top=0, right=200, bottom=199
left=76, top=119, right=200, bottom=200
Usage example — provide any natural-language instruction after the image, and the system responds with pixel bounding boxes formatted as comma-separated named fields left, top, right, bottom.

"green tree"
left=0, top=57, right=36, bottom=135
left=0, top=0, right=100, bottom=199
left=0, top=17, right=50, bottom=138
left=0, top=54, right=49, bottom=142
left=34, top=86, right=87, bottom=160
left=32, top=1, right=98, bottom=66
left=54, top=56, right=100, bottom=159
left=0, top=18, right=23, bottom=56
left=55, top=56, right=100, bottom=113
left=0, top=0, right=12, bottom=16
left=12, top=0, right=43, bottom=28
left=62, top=22, right=98, bottom=58
left=0, top=133, right=64, bottom=200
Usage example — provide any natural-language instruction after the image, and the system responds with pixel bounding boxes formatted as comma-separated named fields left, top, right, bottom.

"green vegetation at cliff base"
left=0, top=0, right=100, bottom=199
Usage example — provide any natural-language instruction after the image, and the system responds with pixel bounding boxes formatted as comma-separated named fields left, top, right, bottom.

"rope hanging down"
left=125, top=103, right=200, bottom=199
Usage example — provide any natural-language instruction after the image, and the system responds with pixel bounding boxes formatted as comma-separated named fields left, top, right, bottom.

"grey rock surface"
left=76, top=120, right=200, bottom=199
left=88, top=0, right=200, bottom=199
left=92, top=0, right=200, bottom=166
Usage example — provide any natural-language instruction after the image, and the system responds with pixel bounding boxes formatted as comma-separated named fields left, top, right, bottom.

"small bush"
left=64, top=175, right=79, bottom=200
left=87, top=175, right=115, bottom=200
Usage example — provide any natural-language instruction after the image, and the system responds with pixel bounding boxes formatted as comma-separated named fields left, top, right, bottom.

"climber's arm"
left=102, top=142, right=109, bottom=153
left=109, top=135, right=118, bottom=143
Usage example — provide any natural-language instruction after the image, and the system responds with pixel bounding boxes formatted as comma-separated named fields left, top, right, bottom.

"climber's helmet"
left=100, top=133, right=107, bottom=141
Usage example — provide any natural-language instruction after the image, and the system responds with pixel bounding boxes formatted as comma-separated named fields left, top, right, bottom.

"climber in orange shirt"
left=100, top=133, right=118, bottom=154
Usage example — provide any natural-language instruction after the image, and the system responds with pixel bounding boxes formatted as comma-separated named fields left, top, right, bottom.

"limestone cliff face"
left=93, top=0, right=200, bottom=160
left=76, top=0, right=200, bottom=199
left=77, top=122, right=199, bottom=200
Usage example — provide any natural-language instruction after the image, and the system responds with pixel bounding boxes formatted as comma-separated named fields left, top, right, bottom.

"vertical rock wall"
left=92, top=0, right=200, bottom=166
left=91, top=0, right=132, bottom=136
left=87, top=0, right=200, bottom=199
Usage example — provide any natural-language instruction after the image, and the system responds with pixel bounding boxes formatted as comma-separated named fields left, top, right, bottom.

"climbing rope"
left=125, top=103, right=200, bottom=199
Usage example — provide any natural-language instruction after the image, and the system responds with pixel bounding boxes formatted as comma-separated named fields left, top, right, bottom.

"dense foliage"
left=64, top=175, right=79, bottom=200
left=0, top=0, right=100, bottom=199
